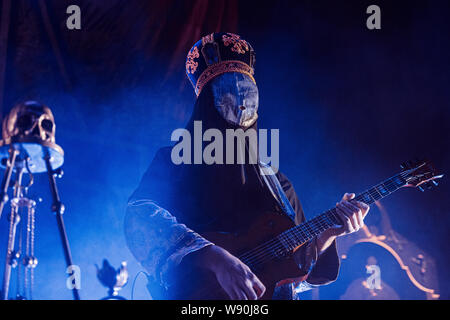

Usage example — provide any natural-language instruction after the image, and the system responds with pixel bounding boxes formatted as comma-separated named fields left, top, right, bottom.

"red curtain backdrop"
left=0, top=0, right=239, bottom=117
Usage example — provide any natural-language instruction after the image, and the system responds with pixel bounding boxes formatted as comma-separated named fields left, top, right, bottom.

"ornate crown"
left=185, top=32, right=256, bottom=96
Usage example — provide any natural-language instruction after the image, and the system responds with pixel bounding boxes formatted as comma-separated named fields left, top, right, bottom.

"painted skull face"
left=210, top=72, right=259, bottom=128
left=2, top=101, right=56, bottom=143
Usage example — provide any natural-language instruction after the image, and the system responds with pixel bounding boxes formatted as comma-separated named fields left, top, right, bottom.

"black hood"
left=129, top=82, right=278, bottom=233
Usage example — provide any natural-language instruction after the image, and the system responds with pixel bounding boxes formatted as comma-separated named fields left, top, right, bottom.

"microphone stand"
left=44, top=154, right=80, bottom=300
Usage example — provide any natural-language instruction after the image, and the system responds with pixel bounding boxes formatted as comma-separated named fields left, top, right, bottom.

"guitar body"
left=168, top=212, right=308, bottom=300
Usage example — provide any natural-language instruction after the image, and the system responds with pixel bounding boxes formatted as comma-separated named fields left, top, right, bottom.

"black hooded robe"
left=124, top=84, right=340, bottom=299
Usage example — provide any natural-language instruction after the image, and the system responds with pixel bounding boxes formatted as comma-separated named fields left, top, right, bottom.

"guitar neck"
left=277, top=172, right=407, bottom=253
left=239, top=160, right=440, bottom=270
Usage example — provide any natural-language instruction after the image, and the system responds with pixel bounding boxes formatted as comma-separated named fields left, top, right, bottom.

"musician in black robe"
left=124, top=33, right=370, bottom=300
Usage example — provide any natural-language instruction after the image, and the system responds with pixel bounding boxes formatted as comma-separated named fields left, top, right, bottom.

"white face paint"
left=210, top=72, right=259, bottom=128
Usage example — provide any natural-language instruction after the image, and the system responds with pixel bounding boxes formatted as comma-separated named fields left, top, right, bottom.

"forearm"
left=124, top=200, right=213, bottom=285
left=315, top=228, right=338, bottom=255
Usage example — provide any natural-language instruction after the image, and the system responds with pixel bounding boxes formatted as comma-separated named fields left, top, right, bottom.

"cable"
left=130, top=270, right=149, bottom=300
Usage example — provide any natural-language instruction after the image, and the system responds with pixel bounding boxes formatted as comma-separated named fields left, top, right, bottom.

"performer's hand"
left=331, top=193, right=370, bottom=237
left=193, top=245, right=266, bottom=300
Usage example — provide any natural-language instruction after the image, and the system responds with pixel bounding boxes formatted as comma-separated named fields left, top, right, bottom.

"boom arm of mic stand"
left=44, top=156, right=80, bottom=300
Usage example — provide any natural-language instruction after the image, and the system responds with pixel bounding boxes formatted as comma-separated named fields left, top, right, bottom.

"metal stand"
left=0, top=147, right=18, bottom=220
left=44, top=155, right=80, bottom=300
left=1, top=164, right=24, bottom=300
left=0, top=145, right=80, bottom=300
left=0, top=101, right=76, bottom=300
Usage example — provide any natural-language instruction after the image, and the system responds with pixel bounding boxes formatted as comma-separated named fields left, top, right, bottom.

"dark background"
left=0, top=0, right=448, bottom=299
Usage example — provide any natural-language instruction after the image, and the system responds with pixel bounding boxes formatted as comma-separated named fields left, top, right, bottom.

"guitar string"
left=240, top=175, right=404, bottom=269
left=239, top=186, right=383, bottom=264
left=242, top=170, right=407, bottom=264
left=241, top=211, right=336, bottom=267
left=239, top=167, right=411, bottom=264
left=238, top=173, right=407, bottom=268
left=240, top=208, right=341, bottom=264
left=242, top=199, right=373, bottom=267
left=240, top=180, right=399, bottom=268
left=241, top=208, right=343, bottom=265
left=240, top=209, right=339, bottom=267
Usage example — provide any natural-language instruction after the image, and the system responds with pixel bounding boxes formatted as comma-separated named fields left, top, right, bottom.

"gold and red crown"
left=185, top=32, right=256, bottom=96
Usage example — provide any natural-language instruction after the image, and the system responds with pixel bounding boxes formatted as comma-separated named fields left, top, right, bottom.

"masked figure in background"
left=124, top=33, right=369, bottom=300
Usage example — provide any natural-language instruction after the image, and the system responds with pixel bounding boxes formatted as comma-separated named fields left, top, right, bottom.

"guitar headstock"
left=400, top=159, right=444, bottom=191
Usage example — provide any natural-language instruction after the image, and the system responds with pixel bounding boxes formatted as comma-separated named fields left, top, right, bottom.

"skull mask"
left=2, top=101, right=56, bottom=144
left=210, top=72, right=259, bottom=128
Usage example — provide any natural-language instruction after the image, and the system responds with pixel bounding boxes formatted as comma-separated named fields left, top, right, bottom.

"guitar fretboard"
left=239, top=172, right=408, bottom=268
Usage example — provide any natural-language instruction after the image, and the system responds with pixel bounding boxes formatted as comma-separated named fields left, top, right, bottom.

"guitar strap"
left=259, top=163, right=316, bottom=297
left=258, top=162, right=297, bottom=222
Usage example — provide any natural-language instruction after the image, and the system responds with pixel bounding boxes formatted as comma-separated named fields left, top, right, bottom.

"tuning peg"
left=418, top=186, right=425, bottom=192
left=432, top=180, right=439, bottom=186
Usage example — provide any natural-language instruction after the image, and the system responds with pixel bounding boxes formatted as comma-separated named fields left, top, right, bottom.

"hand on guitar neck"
left=316, top=192, right=371, bottom=254
left=183, top=192, right=370, bottom=300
